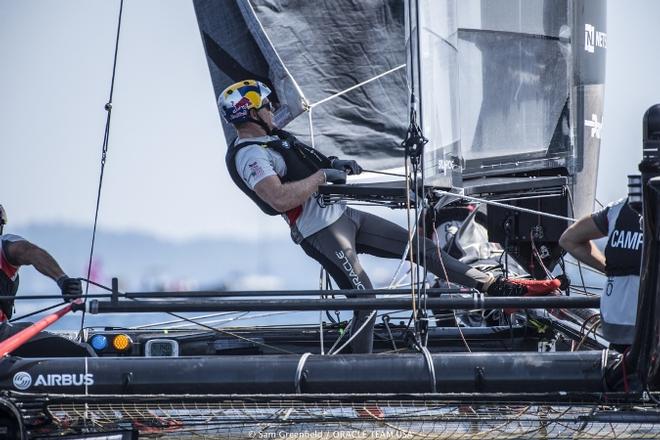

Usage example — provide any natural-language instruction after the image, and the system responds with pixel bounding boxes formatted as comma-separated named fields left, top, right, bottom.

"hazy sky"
left=2, top=0, right=660, bottom=241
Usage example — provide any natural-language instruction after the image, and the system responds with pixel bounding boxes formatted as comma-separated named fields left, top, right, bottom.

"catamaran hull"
left=0, top=351, right=608, bottom=395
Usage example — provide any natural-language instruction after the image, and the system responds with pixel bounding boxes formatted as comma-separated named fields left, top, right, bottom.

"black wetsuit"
left=228, top=133, right=491, bottom=353
left=300, top=207, right=491, bottom=353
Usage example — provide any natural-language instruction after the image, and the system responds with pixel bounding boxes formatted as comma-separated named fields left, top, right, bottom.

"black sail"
left=193, top=0, right=408, bottom=171
left=194, top=0, right=605, bottom=212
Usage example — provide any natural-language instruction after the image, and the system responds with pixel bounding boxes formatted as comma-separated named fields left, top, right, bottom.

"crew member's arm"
left=559, top=216, right=607, bottom=273
left=3, top=240, right=82, bottom=300
left=254, top=171, right=326, bottom=213
left=3, top=240, right=65, bottom=280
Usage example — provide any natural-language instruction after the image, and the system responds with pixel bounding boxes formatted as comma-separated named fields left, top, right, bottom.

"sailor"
left=219, top=79, right=556, bottom=353
left=0, top=204, right=92, bottom=356
left=559, top=198, right=642, bottom=350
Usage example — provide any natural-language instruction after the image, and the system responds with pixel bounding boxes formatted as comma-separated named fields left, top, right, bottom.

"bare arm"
left=4, top=240, right=66, bottom=281
left=254, top=170, right=326, bottom=213
left=559, top=215, right=607, bottom=272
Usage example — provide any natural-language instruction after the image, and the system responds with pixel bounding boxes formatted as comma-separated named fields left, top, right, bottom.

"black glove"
left=57, top=275, right=82, bottom=302
left=331, top=158, right=362, bottom=175
left=321, top=168, right=347, bottom=184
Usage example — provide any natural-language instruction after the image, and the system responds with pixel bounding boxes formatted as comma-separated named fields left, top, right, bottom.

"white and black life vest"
left=225, top=129, right=333, bottom=216
left=604, top=200, right=643, bottom=277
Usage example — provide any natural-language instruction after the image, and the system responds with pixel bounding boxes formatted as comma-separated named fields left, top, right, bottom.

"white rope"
left=166, top=311, right=294, bottom=329
left=306, top=64, right=405, bottom=150
left=328, top=310, right=377, bottom=355
left=242, top=1, right=308, bottom=105
left=307, top=106, right=316, bottom=149
left=294, top=352, right=312, bottom=393
left=130, top=311, right=240, bottom=329
left=388, top=243, right=410, bottom=288
left=131, top=311, right=293, bottom=330
left=433, top=189, right=577, bottom=222
left=309, top=64, right=406, bottom=109
left=319, top=267, right=326, bottom=355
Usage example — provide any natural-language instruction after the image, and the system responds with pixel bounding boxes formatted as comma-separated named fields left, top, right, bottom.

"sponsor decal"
left=585, top=24, right=607, bottom=53
left=12, top=371, right=32, bottom=390
left=248, top=161, right=265, bottom=179
left=584, top=113, right=602, bottom=139
left=609, top=230, right=643, bottom=251
left=12, top=373, right=95, bottom=389
left=436, top=159, right=457, bottom=173
left=34, top=373, right=95, bottom=387
left=231, top=96, right=252, bottom=119
left=335, top=251, right=365, bottom=290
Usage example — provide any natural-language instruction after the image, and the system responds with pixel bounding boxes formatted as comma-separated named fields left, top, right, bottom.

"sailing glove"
left=331, top=159, right=362, bottom=175
left=322, top=169, right=347, bottom=184
left=57, top=275, right=83, bottom=302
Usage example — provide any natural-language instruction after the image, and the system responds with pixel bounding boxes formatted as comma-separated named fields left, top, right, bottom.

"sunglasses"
left=258, top=101, right=273, bottom=112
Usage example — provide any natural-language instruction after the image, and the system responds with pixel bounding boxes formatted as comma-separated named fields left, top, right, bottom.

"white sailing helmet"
left=218, top=79, right=272, bottom=124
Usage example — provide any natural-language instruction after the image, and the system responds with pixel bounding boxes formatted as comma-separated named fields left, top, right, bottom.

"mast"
left=405, top=0, right=461, bottom=189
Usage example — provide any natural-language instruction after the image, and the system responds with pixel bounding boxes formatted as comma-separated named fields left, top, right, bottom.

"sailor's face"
left=256, top=100, right=277, bottom=129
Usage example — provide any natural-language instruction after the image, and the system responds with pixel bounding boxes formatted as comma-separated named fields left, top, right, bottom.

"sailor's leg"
left=299, top=213, right=375, bottom=354
left=349, top=208, right=492, bottom=289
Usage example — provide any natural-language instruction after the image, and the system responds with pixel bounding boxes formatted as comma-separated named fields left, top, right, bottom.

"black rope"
left=403, top=0, right=430, bottom=346
left=566, top=186, right=588, bottom=297
left=9, top=302, right=67, bottom=322
left=78, top=0, right=125, bottom=339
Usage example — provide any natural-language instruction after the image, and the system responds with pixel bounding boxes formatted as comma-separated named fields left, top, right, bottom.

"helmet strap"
left=246, top=111, right=273, bottom=136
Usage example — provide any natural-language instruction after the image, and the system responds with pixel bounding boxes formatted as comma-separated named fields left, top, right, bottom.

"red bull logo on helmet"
left=219, top=79, right=272, bottom=124
left=229, top=96, right=253, bottom=120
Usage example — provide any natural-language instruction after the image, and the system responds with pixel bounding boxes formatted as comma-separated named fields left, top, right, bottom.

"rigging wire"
left=404, top=160, right=418, bottom=325
left=318, top=267, right=325, bottom=354
left=309, top=64, right=406, bottom=110
left=433, top=189, right=577, bottom=223
left=9, top=302, right=67, bottom=323
left=432, top=222, right=472, bottom=353
left=78, top=0, right=125, bottom=341
left=79, top=279, right=297, bottom=354
left=566, top=186, right=589, bottom=297
left=361, top=169, right=407, bottom=178
left=131, top=311, right=239, bottom=329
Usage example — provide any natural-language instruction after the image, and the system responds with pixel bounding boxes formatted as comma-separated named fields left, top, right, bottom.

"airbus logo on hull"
left=585, top=24, right=607, bottom=53
left=12, top=372, right=32, bottom=390
left=12, top=371, right=95, bottom=389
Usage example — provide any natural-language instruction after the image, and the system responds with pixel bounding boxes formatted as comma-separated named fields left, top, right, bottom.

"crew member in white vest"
left=560, top=198, right=643, bottom=350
